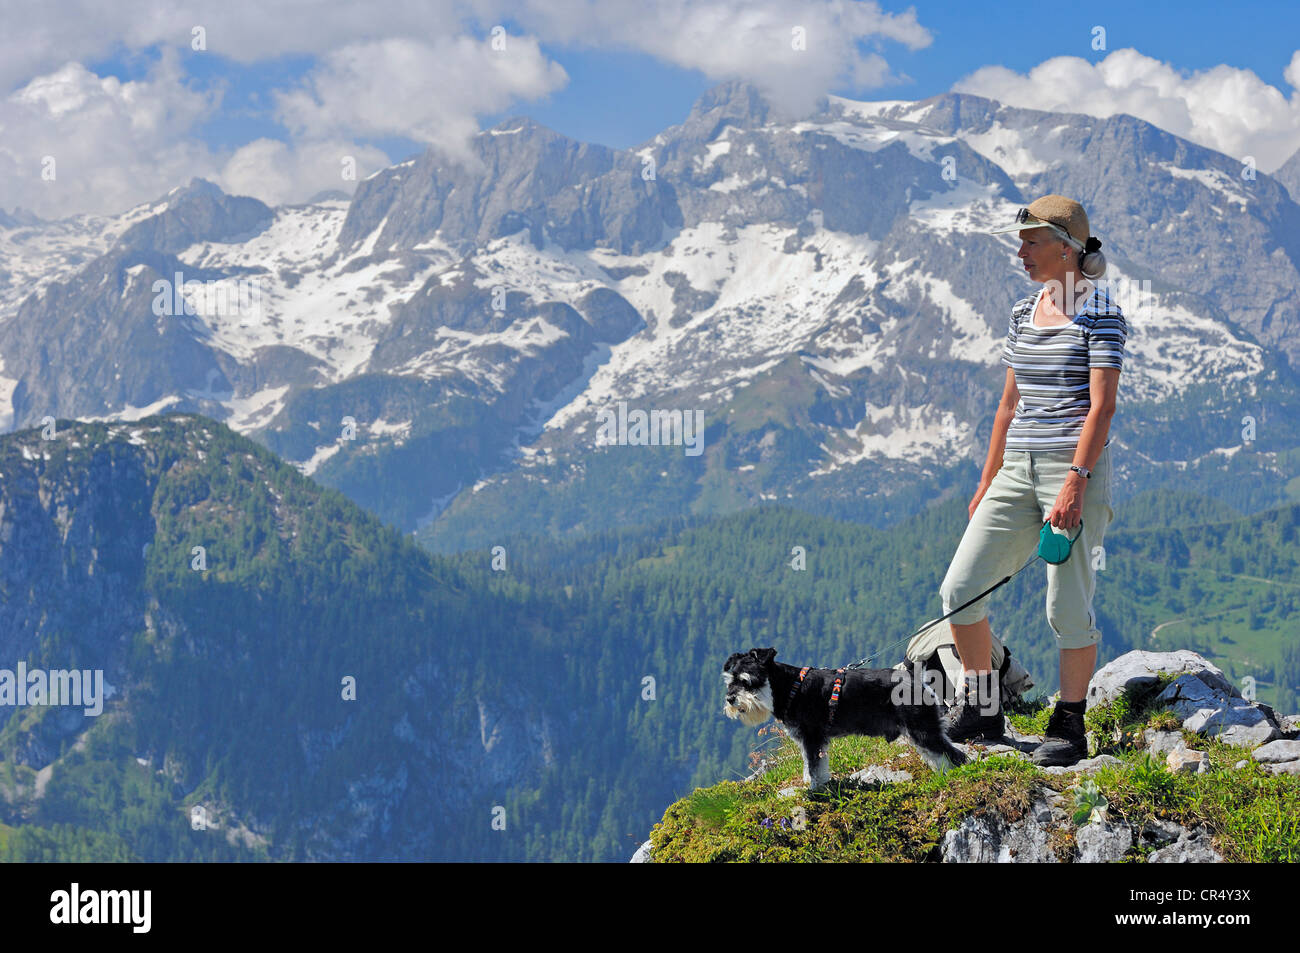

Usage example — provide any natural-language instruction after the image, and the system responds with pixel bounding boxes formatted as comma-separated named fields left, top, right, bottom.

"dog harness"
left=787, top=667, right=811, bottom=708
left=828, top=669, right=846, bottom=724
left=787, top=666, right=847, bottom=723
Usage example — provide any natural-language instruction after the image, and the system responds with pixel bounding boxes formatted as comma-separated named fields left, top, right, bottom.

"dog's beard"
left=724, top=684, right=774, bottom=727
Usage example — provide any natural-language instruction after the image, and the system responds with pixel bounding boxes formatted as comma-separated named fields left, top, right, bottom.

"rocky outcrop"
left=635, top=650, right=1299, bottom=862
left=1087, top=650, right=1238, bottom=708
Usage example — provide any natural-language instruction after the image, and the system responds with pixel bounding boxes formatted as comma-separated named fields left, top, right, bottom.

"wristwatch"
left=1069, top=465, right=1092, bottom=479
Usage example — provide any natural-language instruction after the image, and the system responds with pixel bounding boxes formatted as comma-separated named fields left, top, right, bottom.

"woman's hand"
left=1048, top=472, right=1087, bottom=529
left=968, top=480, right=991, bottom=520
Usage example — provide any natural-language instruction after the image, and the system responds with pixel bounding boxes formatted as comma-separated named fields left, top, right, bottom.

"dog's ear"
left=749, top=647, right=777, bottom=666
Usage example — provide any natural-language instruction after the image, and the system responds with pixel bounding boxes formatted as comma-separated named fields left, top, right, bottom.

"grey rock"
left=1041, top=789, right=1072, bottom=812
left=1216, top=720, right=1283, bottom=748
left=118, top=178, right=272, bottom=253
left=1279, top=714, right=1300, bottom=736
left=849, top=765, right=913, bottom=786
left=942, top=791, right=1076, bottom=864
left=1264, top=760, right=1300, bottom=776
left=1166, top=745, right=1208, bottom=775
left=1143, top=729, right=1186, bottom=758
left=1088, top=650, right=1237, bottom=709
left=980, top=743, right=1032, bottom=761
left=1277, top=146, right=1300, bottom=203
left=1075, top=819, right=1133, bottom=863
left=338, top=117, right=676, bottom=257
left=1147, top=828, right=1223, bottom=863
left=1139, top=818, right=1185, bottom=846
left=1042, top=754, right=1124, bottom=775
left=630, top=839, right=654, bottom=863
left=998, top=812, right=1059, bottom=863
left=1155, top=673, right=1280, bottom=747
left=777, top=786, right=802, bottom=799
left=941, top=814, right=1002, bottom=863
left=1251, top=739, right=1300, bottom=763
left=1234, top=760, right=1249, bottom=770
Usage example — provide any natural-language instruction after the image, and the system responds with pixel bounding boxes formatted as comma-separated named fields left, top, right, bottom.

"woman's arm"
left=982, top=368, right=1020, bottom=484
left=1072, top=367, right=1120, bottom=472
left=969, top=368, right=1020, bottom=518
left=1048, top=367, right=1120, bottom=529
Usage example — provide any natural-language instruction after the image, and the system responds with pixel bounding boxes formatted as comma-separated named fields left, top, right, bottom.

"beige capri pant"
left=939, top=445, right=1115, bottom=650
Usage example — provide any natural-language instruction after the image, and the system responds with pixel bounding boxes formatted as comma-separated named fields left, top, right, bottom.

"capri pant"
left=939, top=446, right=1115, bottom=650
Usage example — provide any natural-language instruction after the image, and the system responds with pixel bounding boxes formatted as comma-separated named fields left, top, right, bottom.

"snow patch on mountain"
left=810, top=402, right=970, bottom=475
left=0, top=195, right=166, bottom=319
left=1163, top=164, right=1251, bottom=208
left=790, top=118, right=954, bottom=160
left=298, top=442, right=341, bottom=476
left=545, top=220, right=884, bottom=430
left=0, top=354, right=17, bottom=431
left=227, top=385, right=291, bottom=431
left=957, top=121, right=1068, bottom=182
left=179, top=202, right=448, bottom=381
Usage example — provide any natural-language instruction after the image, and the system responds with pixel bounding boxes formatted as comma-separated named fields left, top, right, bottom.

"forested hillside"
left=1, top=414, right=1295, bottom=862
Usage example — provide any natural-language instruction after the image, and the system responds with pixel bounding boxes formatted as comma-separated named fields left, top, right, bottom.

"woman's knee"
left=1047, top=600, right=1101, bottom=648
left=940, top=574, right=989, bottom=624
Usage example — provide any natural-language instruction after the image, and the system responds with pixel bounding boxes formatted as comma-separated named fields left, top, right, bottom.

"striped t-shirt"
left=1000, top=282, right=1127, bottom=451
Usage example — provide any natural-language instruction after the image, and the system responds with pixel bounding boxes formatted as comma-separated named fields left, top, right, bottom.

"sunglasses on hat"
left=1011, top=207, right=1084, bottom=250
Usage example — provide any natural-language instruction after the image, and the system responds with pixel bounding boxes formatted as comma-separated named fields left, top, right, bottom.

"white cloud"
left=0, top=1, right=937, bottom=217
left=273, top=35, right=569, bottom=168
left=217, top=138, right=391, bottom=207
left=0, top=1, right=467, bottom=93
left=0, top=49, right=221, bottom=218
left=505, top=0, right=932, bottom=118
left=953, top=47, right=1300, bottom=173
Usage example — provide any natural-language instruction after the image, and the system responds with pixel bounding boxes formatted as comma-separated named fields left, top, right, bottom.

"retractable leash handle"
left=1038, top=518, right=1084, bottom=566
left=844, top=519, right=1084, bottom=669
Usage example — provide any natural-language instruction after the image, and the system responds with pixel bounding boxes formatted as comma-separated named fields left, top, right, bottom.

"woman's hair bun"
left=1080, top=236, right=1105, bottom=278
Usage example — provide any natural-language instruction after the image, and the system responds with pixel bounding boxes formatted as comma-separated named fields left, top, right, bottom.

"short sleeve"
left=1087, top=308, right=1127, bottom=370
left=1000, top=308, right=1020, bottom=368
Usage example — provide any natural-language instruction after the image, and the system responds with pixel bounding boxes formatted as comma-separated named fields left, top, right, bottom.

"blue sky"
left=4, top=0, right=1299, bottom=217
left=490, top=1, right=1300, bottom=152
left=82, top=1, right=1300, bottom=156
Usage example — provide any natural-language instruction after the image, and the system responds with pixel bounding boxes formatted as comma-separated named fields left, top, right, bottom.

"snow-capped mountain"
left=1, top=80, right=1296, bottom=546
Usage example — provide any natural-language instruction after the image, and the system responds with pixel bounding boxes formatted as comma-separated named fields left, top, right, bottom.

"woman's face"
left=1017, top=228, right=1070, bottom=283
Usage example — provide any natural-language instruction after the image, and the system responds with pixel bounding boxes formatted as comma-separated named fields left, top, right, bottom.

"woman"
left=938, top=194, right=1125, bottom=767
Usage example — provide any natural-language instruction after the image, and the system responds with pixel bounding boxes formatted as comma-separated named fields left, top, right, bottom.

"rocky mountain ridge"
left=1, top=82, right=1297, bottom=545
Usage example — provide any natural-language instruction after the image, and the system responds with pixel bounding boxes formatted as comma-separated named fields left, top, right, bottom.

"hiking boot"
left=941, top=676, right=1004, bottom=743
left=1032, top=703, right=1088, bottom=766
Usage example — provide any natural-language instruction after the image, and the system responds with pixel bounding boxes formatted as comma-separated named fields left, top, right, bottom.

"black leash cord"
left=843, top=549, right=1041, bottom=670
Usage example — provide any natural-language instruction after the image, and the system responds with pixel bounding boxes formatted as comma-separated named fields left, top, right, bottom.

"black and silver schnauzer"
left=723, top=647, right=967, bottom=791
